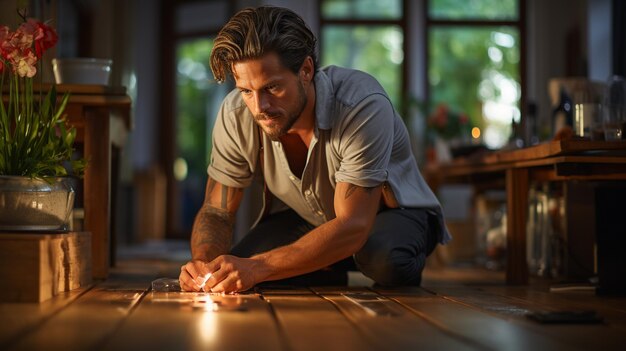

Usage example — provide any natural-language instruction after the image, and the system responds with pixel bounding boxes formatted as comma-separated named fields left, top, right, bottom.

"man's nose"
left=253, top=92, right=270, bottom=115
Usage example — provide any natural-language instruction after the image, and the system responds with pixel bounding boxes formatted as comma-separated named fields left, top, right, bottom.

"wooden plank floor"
left=1, top=246, right=625, bottom=351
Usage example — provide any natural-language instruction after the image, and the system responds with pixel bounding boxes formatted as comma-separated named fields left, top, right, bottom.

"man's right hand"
left=179, top=260, right=213, bottom=292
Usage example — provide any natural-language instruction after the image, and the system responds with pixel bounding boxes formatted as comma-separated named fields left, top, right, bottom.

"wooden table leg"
left=506, top=168, right=529, bottom=285
left=83, top=107, right=111, bottom=279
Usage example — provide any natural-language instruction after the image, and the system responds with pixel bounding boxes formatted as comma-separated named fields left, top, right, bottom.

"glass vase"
left=0, top=176, right=75, bottom=232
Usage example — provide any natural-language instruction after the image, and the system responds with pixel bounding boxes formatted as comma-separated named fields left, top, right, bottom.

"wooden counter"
left=425, top=140, right=626, bottom=285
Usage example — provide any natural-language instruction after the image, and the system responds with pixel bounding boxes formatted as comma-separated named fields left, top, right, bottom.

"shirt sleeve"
left=333, top=93, right=394, bottom=187
left=207, top=97, right=256, bottom=188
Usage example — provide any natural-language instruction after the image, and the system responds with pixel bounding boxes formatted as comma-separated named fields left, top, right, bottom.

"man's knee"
left=354, top=241, right=426, bottom=286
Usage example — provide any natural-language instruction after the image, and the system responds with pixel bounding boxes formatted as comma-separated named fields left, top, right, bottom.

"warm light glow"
left=472, top=127, right=481, bottom=139
left=174, top=157, right=188, bottom=181
left=197, top=303, right=219, bottom=345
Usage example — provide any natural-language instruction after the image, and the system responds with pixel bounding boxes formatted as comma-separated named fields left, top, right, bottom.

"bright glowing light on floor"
left=197, top=299, right=219, bottom=345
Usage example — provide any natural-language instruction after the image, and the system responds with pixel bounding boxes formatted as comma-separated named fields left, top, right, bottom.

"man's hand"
left=179, top=260, right=213, bottom=292
left=179, top=256, right=262, bottom=293
left=202, top=255, right=262, bottom=293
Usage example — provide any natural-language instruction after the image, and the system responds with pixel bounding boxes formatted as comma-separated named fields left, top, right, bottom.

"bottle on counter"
left=525, top=102, right=539, bottom=146
left=552, top=87, right=573, bottom=136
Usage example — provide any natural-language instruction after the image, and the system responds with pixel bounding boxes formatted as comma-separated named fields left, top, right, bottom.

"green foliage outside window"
left=322, top=0, right=402, bottom=19
left=428, top=0, right=518, bottom=20
left=428, top=26, right=520, bottom=148
left=427, top=0, right=522, bottom=149
left=176, top=38, right=233, bottom=231
left=322, top=25, right=403, bottom=108
left=176, top=39, right=215, bottom=177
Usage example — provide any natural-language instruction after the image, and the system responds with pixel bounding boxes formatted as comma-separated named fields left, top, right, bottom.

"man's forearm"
left=250, top=217, right=368, bottom=282
left=250, top=183, right=381, bottom=283
left=190, top=206, right=235, bottom=261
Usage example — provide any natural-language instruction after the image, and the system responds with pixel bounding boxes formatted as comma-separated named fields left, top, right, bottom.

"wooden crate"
left=0, top=232, right=92, bottom=303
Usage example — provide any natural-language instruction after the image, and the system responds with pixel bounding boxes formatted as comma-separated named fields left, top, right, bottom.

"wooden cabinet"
left=60, top=84, right=132, bottom=279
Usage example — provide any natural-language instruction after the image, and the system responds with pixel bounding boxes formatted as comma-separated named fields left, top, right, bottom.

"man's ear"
left=300, top=56, right=314, bottom=82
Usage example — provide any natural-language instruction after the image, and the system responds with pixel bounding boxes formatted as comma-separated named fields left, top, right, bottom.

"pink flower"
left=5, top=29, right=33, bottom=52
left=20, top=19, right=44, bottom=41
left=23, top=19, right=57, bottom=59
left=459, top=113, right=469, bottom=124
left=435, top=103, right=449, bottom=116
left=427, top=103, right=471, bottom=140
left=435, top=111, right=448, bottom=128
left=0, top=25, right=9, bottom=57
left=15, top=49, right=37, bottom=77
left=0, top=19, right=57, bottom=75
left=2, top=29, right=35, bottom=75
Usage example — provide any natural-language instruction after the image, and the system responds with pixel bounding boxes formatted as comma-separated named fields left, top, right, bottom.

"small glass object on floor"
left=151, top=278, right=182, bottom=292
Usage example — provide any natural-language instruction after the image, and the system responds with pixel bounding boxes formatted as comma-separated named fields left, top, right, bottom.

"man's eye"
left=239, top=89, right=251, bottom=95
left=267, top=85, right=279, bottom=93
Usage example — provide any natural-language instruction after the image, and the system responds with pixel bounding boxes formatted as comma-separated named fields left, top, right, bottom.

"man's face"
left=232, top=53, right=308, bottom=140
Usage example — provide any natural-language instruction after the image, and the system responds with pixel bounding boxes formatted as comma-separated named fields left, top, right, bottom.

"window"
left=161, top=0, right=233, bottom=237
left=426, top=0, right=524, bottom=149
left=175, top=38, right=230, bottom=232
left=320, top=0, right=406, bottom=109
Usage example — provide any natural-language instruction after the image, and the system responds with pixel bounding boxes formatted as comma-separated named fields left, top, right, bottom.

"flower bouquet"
left=0, top=10, right=85, bottom=231
left=1, top=12, right=85, bottom=178
left=426, top=103, right=484, bottom=161
left=426, top=103, right=471, bottom=141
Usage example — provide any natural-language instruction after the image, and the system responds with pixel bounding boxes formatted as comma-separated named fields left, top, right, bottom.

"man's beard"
left=255, top=81, right=308, bottom=141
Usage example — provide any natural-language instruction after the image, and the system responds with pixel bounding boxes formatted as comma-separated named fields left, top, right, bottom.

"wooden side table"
left=2, top=84, right=131, bottom=280
left=59, top=85, right=132, bottom=279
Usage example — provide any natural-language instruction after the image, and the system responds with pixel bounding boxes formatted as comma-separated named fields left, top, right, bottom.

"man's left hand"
left=202, top=255, right=261, bottom=293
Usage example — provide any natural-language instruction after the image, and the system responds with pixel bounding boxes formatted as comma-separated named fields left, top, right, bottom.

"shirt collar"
left=314, top=68, right=334, bottom=130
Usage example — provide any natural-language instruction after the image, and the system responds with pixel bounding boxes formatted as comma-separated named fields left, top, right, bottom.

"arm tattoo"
left=344, top=184, right=377, bottom=200
left=192, top=181, right=241, bottom=260
left=221, top=186, right=228, bottom=208
left=207, top=178, right=218, bottom=195
left=191, top=205, right=235, bottom=261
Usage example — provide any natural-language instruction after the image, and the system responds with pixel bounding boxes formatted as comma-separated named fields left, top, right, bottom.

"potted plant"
left=0, top=10, right=85, bottom=231
left=426, top=103, right=480, bottom=162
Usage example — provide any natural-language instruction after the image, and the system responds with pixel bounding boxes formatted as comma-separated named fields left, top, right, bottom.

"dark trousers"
left=230, top=208, right=438, bottom=286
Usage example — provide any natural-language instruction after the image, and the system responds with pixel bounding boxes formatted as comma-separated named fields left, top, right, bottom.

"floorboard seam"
left=259, top=293, right=295, bottom=351
left=310, top=288, right=384, bottom=350
left=0, top=283, right=97, bottom=350
left=92, top=286, right=151, bottom=351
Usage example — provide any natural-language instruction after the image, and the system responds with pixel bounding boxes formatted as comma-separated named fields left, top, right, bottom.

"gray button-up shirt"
left=208, top=66, right=451, bottom=244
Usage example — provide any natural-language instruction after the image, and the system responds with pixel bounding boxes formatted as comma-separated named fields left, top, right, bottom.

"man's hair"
left=210, top=6, right=318, bottom=83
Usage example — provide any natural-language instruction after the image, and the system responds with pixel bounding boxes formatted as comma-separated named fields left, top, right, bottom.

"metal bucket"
left=0, top=176, right=75, bottom=232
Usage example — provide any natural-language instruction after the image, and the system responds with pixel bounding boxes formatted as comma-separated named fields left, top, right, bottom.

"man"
left=179, top=6, right=450, bottom=293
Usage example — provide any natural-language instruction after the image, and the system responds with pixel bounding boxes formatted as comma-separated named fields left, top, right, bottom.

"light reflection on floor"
left=150, top=291, right=249, bottom=312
